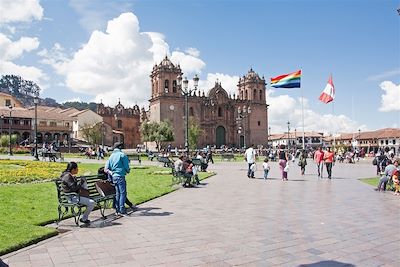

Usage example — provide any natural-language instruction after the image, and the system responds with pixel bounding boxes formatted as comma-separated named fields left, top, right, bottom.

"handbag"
left=79, top=188, right=90, bottom=198
left=283, top=162, right=289, bottom=172
left=95, top=180, right=116, bottom=197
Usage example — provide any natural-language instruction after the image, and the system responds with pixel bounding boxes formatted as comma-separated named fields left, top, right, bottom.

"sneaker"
left=130, top=206, right=138, bottom=212
left=79, top=218, right=90, bottom=224
left=119, top=212, right=129, bottom=217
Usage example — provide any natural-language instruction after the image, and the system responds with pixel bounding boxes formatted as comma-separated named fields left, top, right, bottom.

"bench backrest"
left=128, top=154, right=141, bottom=160
left=191, top=158, right=202, bottom=166
left=55, top=175, right=103, bottom=203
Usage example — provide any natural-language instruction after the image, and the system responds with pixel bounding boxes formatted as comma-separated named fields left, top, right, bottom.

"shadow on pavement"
left=0, top=258, right=8, bottom=267
left=298, top=260, right=355, bottom=267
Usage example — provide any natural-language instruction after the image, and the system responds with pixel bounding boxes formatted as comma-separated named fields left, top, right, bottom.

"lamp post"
left=268, top=126, right=271, bottom=148
left=101, top=121, right=105, bottom=150
left=0, top=114, right=3, bottom=137
left=237, top=105, right=251, bottom=149
left=287, top=121, right=290, bottom=151
left=358, top=129, right=361, bottom=148
left=177, top=74, right=199, bottom=155
left=34, top=97, right=39, bottom=160
left=8, top=105, right=13, bottom=156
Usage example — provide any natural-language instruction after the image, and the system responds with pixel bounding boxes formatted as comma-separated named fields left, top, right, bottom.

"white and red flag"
left=319, top=75, right=335, bottom=104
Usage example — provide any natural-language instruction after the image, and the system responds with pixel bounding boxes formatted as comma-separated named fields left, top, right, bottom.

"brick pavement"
left=2, top=160, right=400, bottom=267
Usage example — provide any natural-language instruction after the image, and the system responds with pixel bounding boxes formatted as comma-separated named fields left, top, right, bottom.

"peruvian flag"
left=319, top=75, right=335, bottom=104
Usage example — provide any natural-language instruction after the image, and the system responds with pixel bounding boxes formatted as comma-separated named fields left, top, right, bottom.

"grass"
left=360, top=177, right=379, bottom=187
left=0, top=160, right=214, bottom=256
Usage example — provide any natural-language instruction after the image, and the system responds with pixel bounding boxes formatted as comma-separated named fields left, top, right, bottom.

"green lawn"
left=359, top=177, right=379, bottom=187
left=0, top=161, right=213, bottom=255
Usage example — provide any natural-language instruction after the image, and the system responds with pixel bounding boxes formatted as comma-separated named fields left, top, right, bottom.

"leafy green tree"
left=188, top=118, right=203, bottom=150
left=140, top=120, right=174, bottom=151
left=79, top=123, right=102, bottom=146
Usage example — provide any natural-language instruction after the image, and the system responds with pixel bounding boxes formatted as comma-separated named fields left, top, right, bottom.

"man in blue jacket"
left=106, top=142, right=130, bottom=215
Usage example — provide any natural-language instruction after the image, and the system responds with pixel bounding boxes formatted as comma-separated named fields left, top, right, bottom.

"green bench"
left=55, top=175, right=115, bottom=226
left=221, top=153, right=235, bottom=161
left=128, top=154, right=141, bottom=165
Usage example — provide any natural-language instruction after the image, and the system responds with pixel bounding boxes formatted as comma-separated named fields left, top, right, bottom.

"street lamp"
left=34, top=97, right=39, bottom=160
left=237, top=105, right=251, bottom=149
left=268, top=126, right=271, bottom=148
left=0, top=114, right=4, bottom=137
left=8, top=105, right=13, bottom=156
left=177, top=74, right=199, bottom=155
left=358, top=129, right=361, bottom=147
left=101, top=121, right=105, bottom=150
left=287, top=121, right=290, bottom=151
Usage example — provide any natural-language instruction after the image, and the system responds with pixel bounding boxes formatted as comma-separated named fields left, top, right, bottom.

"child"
left=262, top=158, right=270, bottom=180
left=393, top=170, right=399, bottom=196
left=249, top=162, right=256, bottom=178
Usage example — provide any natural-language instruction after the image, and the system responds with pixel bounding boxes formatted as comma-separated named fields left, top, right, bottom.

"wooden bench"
left=221, top=153, right=235, bottom=161
left=128, top=154, right=141, bottom=165
left=54, top=175, right=115, bottom=226
left=41, top=151, right=64, bottom=162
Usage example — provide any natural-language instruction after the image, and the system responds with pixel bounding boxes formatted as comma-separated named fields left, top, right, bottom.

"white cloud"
left=198, top=73, right=239, bottom=96
left=379, top=81, right=400, bottom=112
left=42, top=12, right=205, bottom=107
left=266, top=89, right=362, bottom=134
left=185, top=47, right=200, bottom=57
left=0, top=0, right=43, bottom=24
left=69, top=0, right=134, bottom=32
left=0, top=33, right=45, bottom=85
left=0, top=33, right=39, bottom=60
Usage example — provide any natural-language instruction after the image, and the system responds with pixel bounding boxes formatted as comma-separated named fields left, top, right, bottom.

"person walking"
left=105, top=142, right=130, bottom=216
left=262, top=158, right=270, bottom=180
left=60, top=162, right=95, bottom=224
left=278, top=144, right=289, bottom=181
left=314, top=146, right=325, bottom=178
left=245, top=144, right=256, bottom=178
left=324, top=147, right=335, bottom=179
left=298, top=150, right=307, bottom=175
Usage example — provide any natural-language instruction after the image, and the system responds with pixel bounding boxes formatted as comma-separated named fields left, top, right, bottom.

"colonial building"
left=97, top=101, right=141, bottom=149
left=269, top=132, right=324, bottom=149
left=148, top=56, right=269, bottom=148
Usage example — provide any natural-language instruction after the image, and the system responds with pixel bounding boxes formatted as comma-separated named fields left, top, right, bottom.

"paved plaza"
left=2, top=159, right=400, bottom=267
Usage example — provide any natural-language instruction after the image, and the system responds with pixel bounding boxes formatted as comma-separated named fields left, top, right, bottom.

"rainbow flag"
left=270, top=70, right=301, bottom=88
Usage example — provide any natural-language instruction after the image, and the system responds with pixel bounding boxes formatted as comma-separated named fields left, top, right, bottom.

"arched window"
left=189, top=107, right=194, bottom=116
left=240, top=91, right=243, bottom=100
left=164, top=79, right=169, bottom=93
left=259, top=90, right=263, bottom=100
left=172, top=80, right=177, bottom=93
left=253, top=89, right=256, bottom=99
left=117, top=120, right=123, bottom=128
left=218, top=107, right=222, bottom=117
left=245, top=90, right=248, bottom=100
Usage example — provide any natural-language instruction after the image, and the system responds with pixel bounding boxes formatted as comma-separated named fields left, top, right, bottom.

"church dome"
left=159, top=56, right=175, bottom=68
left=245, top=68, right=261, bottom=80
left=208, top=81, right=229, bottom=99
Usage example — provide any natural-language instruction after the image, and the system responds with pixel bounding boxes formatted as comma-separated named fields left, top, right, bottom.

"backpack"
left=372, top=158, right=377, bottom=166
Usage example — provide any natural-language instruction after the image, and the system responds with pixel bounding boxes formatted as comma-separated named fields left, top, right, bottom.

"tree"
left=0, top=134, right=17, bottom=147
left=0, top=75, right=40, bottom=97
left=80, top=122, right=102, bottom=146
left=188, top=118, right=203, bottom=151
left=140, top=120, right=174, bottom=151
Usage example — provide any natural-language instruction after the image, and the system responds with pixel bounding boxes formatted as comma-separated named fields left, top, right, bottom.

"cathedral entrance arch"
left=216, top=126, right=226, bottom=148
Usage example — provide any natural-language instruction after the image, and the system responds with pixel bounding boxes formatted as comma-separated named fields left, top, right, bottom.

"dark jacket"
left=60, top=171, right=81, bottom=193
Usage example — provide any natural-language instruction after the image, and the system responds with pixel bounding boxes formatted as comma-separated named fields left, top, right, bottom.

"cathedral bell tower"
left=237, top=68, right=266, bottom=103
left=150, top=56, right=183, bottom=99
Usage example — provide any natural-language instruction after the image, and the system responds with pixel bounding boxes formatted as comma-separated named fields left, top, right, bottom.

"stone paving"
left=2, top=159, right=400, bottom=267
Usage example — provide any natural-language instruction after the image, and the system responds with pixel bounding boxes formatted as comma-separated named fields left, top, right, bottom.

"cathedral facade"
left=148, top=56, right=269, bottom=148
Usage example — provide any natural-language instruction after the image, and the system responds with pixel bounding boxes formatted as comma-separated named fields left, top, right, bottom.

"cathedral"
left=148, top=56, right=269, bottom=148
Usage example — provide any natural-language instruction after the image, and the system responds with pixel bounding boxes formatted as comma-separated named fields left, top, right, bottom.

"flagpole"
left=300, top=69, right=305, bottom=150
left=332, top=100, right=335, bottom=149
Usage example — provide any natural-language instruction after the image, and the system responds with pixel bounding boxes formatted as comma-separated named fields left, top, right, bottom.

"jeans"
left=377, top=175, right=390, bottom=191
left=113, top=176, right=127, bottom=214
left=247, top=163, right=255, bottom=178
left=79, top=196, right=95, bottom=221
left=264, top=169, right=269, bottom=179
left=325, top=162, right=333, bottom=178
left=317, top=162, right=324, bottom=177
left=279, top=159, right=287, bottom=180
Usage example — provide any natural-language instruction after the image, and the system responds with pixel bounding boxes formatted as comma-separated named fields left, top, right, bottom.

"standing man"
left=245, top=144, right=256, bottom=178
left=106, top=142, right=130, bottom=216
left=324, top=147, right=335, bottom=179
left=314, top=146, right=325, bottom=178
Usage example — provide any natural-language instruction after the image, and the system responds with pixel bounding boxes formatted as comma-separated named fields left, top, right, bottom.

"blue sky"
left=0, top=0, right=399, bottom=134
